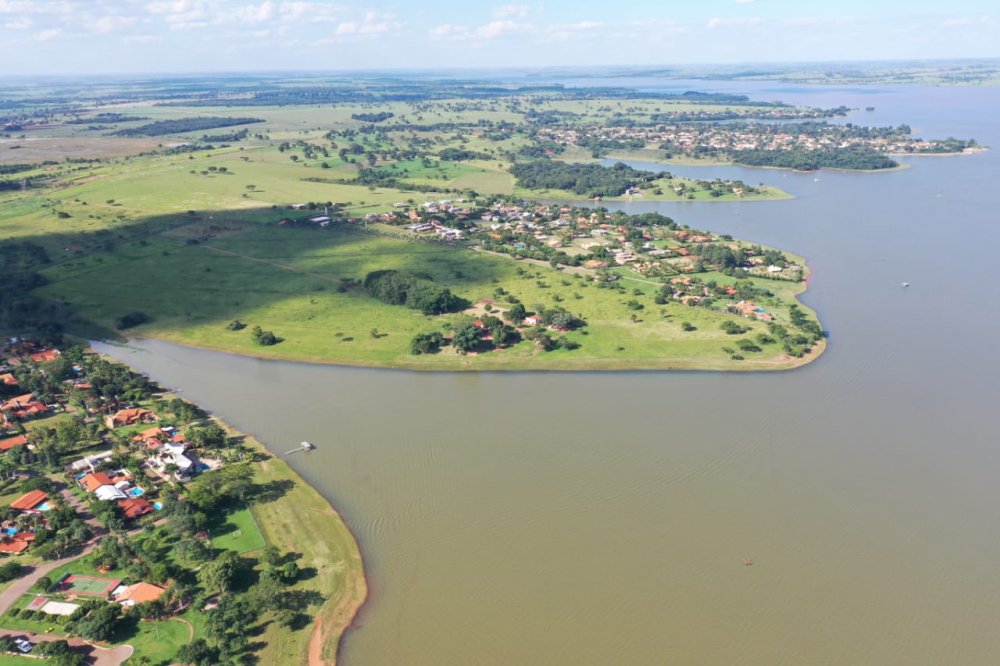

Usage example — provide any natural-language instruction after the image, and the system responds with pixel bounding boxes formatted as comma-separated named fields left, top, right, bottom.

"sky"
left=0, top=0, right=998, bottom=75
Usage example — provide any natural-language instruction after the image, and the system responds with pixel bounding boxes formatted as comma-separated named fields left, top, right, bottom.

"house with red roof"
left=0, top=434, right=28, bottom=452
left=10, top=490, right=49, bottom=513
left=117, top=497, right=154, bottom=521
left=29, top=349, right=61, bottom=364
left=112, top=581, right=168, bottom=607
left=0, top=373, right=17, bottom=387
left=104, top=408, right=157, bottom=429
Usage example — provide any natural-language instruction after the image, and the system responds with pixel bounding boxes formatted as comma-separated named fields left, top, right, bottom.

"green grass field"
left=211, top=506, right=266, bottom=554
left=36, top=221, right=821, bottom=371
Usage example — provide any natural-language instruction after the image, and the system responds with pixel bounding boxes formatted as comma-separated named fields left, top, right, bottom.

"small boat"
left=901, top=282, right=910, bottom=288
left=300, top=441, right=315, bottom=451
left=742, top=558, right=754, bottom=567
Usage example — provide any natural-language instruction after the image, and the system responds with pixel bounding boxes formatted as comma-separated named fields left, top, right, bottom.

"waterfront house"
left=29, top=349, right=61, bottom=364
left=104, top=408, right=157, bottom=429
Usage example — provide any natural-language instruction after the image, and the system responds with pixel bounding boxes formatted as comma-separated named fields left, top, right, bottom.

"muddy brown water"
left=97, top=83, right=1000, bottom=665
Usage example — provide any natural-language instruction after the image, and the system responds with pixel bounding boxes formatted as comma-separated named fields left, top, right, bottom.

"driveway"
left=0, top=628, right=132, bottom=666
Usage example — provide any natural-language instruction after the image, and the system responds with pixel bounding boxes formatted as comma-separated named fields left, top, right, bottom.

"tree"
left=0, top=561, right=22, bottom=582
left=76, top=603, right=122, bottom=641
left=250, top=325, right=279, bottom=346
left=199, top=550, right=242, bottom=594
left=176, top=639, right=219, bottom=666
left=410, top=331, right=444, bottom=355
left=451, top=322, right=481, bottom=354
left=504, top=302, right=526, bottom=323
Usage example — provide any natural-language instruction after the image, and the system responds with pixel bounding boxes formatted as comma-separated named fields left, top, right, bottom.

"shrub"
left=250, top=326, right=279, bottom=346
left=226, top=320, right=246, bottom=331
left=410, top=331, right=445, bottom=355
left=115, top=311, right=151, bottom=330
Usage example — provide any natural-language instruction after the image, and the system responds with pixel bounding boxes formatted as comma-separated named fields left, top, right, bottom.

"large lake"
left=97, top=82, right=1000, bottom=665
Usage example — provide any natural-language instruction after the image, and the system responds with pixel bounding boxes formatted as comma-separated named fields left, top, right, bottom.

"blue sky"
left=1, top=0, right=997, bottom=74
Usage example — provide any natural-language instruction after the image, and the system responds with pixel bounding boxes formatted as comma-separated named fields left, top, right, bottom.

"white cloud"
left=2, top=16, right=31, bottom=29
left=431, top=18, right=532, bottom=41
left=547, top=20, right=603, bottom=41
left=706, top=16, right=761, bottom=29
left=493, top=4, right=529, bottom=19
left=235, top=1, right=276, bottom=24
left=90, top=15, right=138, bottom=33
left=32, top=27, right=61, bottom=41
left=943, top=16, right=993, bottom=26
left=123, top=34, right=163, bottom=44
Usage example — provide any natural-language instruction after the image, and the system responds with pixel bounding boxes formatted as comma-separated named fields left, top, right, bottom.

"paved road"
left=0, top=628, right=133, bottom=666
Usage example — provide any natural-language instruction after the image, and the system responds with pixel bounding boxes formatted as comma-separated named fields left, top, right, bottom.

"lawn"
left=211, top=506, right=266, bottom=554
left=224, top=426, right=366, bottom=666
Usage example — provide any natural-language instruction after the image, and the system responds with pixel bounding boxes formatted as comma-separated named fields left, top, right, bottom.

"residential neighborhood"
left=0, top=339, right=295, bottom=665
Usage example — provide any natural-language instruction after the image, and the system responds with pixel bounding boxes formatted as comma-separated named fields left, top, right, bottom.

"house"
left=523, top=314, right=544, bottom=326
left=0, top=373, right=17, bottom=386
left=117, top=497, right=154, bottom=520
left=1, top=394, right=48, bottom=419
left=148, top=442, right=195, bottom=480
left=68, top=450, right=114, bottom=472
left=78, top=471, right=117, bottom=493
left=29, top=349, right=60, bottom=364
left=10, top=490, right=49, bottom=513
left=104, top=408, right=157, bottom=429
left=79, top=469, right=132, bottom=500
left=0, top=537, right=31, bottom=554
left=0, top=435, right=28, bottom=452
left=112, top=582, right=168, bottom=607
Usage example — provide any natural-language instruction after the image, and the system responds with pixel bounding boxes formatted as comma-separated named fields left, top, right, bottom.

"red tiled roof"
left=0, top=540, right=29, bottom=554
left=0, top=394, right=34, bottom=411
left=0, top=373, right=17, bottom=386
left=116, top=582, right=167, bottom=604
left=11, top=489, right=48, bottom=511
left=0, top=435, right=28, bottom=451
left=29, top=349, right=60, bottom=364
left=117, top=497, right=154, bottom=520
left=80, top=472, right=115, bottom=492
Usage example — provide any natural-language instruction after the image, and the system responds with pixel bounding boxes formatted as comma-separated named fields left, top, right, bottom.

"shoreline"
left=132, top=381, right=369, bottom=665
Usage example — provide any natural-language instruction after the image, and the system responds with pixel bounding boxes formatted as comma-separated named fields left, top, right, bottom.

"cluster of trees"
left=0, top=241, right=69, bottom=338
left=351, top=111, right=394, bottom=123
left=410, top=331, right=445, bottom=355
left=113, top=116, right=263, bottom=137
left=510, top=161, right=665, bottom=197
left=439, top=147, right=489, bottom=161
left=364, top=270, right=466, bottom=315
left=250, top=325, right=280, bottom=346
left=115, top=311, right=151, bottom=330
left=66, top=112, right=148, bottom=125
left=730, top=147, right=898, bottom=171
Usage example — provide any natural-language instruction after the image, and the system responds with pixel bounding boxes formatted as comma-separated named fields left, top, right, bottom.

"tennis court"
left=56, top=574, right=121, bottom=597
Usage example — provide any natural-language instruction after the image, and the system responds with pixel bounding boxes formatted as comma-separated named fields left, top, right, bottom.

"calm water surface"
left=97, top=84, right=1000, bottom=665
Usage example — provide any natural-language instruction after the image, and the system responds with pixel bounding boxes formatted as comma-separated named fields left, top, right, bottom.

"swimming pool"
left=36, top=502, right=52, bottom=511
left=4, top=528, right=17, bottom=535
left=152, top=502, right=163, bottom=511
left=128, top=487, right=145, bottom=497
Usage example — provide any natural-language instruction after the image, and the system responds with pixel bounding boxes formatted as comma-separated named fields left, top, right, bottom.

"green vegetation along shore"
left=0, top=343, right=365, bottom=665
